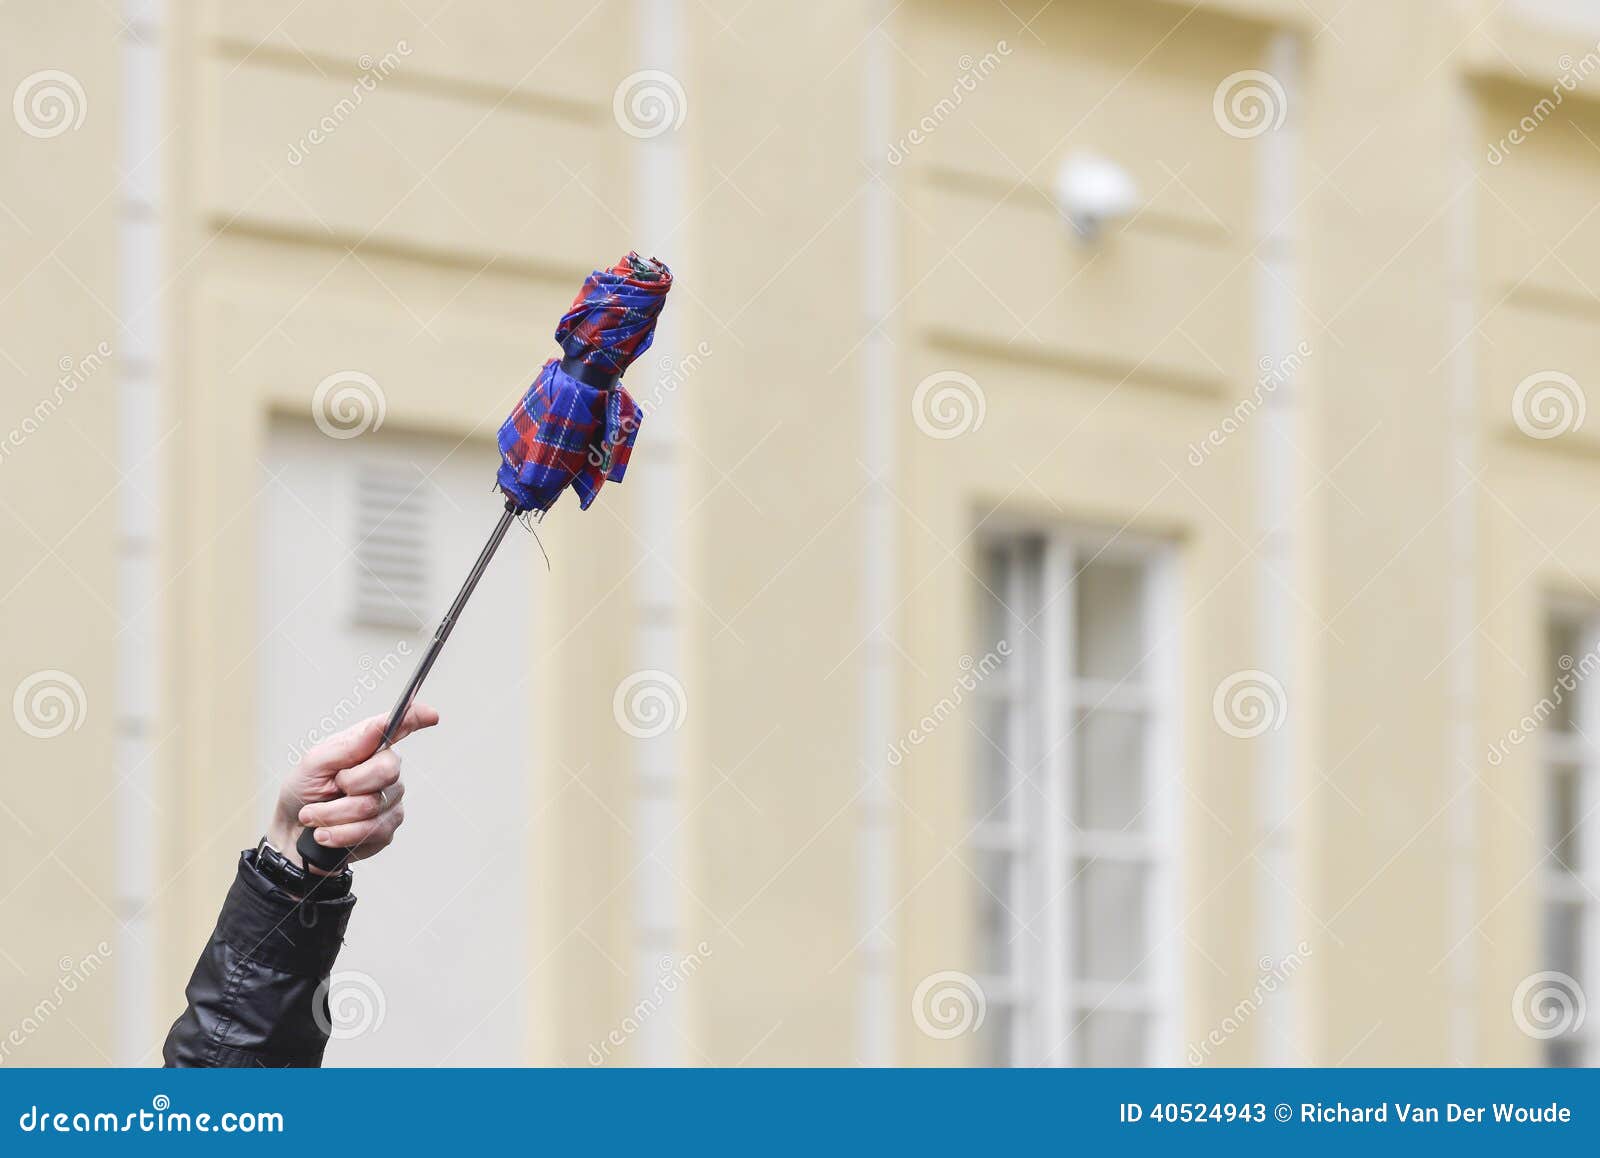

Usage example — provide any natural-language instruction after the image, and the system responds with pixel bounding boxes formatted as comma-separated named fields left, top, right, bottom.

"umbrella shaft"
left=379, top=499, right=519, bottom=748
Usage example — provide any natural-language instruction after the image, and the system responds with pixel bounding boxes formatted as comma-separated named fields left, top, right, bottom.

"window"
left=1540, top=607, right=1596, bottom=1067
left=972, top=529, right=1180, bottom=1066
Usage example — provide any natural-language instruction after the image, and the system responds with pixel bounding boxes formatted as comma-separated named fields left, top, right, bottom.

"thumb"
left=305, top=714, right=389, bottom=774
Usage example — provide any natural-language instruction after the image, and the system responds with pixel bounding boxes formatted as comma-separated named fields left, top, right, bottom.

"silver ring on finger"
left=377, top=786, right=391, bottom=812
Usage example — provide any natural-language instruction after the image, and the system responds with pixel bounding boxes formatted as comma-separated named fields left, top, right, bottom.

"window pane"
left=1073, top=708, right=1145, bottom=831
left=976, top=849, right=1015, bottom=975
left=973, top=1002, right=1014, bottom=1067
left=1073, top=858, right=1147, bottom=982
left=975, top=699, right=1013, bottom=823
left=1077, top=1008, right=1146, bottom=1066
left=1543, top=902, right=1584, bottom=980
left=1075, top=558, right=1146, bottom=684
left=1547, top=765, right=1581, bottom=873
left=1546, top=1038, right=1585, bottom=1068
left=978, top=546, right=1014, bottom=649
left=1546, top=619, right=1581, bottom=732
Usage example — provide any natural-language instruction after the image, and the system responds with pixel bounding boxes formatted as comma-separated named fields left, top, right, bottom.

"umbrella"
left=296, top=252, right=673, bottom=872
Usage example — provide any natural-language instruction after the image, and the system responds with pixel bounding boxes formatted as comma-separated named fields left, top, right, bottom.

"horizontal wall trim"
left=1494, top=425, right=1600, bottom=464
left=1501, top=280, right=1600, bottom=323
left=922, top=327, right=1228, bottom=398
left=208, top=217, right=592, bottom=288
left=921, top=165, right=1234, bottom=247
left=211, top=38, right=606, bottom=125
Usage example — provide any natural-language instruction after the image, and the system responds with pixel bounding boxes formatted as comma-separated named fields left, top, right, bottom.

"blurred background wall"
left=2, top=0, right=1598, bottom=1066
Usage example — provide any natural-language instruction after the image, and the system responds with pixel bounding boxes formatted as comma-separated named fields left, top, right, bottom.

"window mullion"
left=1581, top=614, right=1600, bottom=1066
left=1042, top=535, right=1074, bottom=1066
left=1001, top=544, right=1031, bottom=1068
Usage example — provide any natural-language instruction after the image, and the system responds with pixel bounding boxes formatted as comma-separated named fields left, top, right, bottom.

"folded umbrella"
left=498, top=252, right=670, bottom=513
left=297, top=252, right=673, bottom=872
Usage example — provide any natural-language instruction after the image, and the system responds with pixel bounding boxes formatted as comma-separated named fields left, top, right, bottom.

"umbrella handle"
left=294, top=501, right=519, bottom=875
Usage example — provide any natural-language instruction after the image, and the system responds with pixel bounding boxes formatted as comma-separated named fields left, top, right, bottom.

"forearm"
left=162, top=849, right=356, bottom=1068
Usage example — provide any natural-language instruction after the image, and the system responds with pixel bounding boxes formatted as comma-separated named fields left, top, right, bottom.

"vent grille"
left=352, top=465, right=429, bottom=631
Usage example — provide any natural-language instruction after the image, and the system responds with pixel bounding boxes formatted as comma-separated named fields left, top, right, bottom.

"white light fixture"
left=1053, top=152, right=1140, bottom=243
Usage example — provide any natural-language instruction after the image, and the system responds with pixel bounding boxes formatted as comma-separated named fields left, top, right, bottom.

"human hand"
left=265, top=703, right=440, bottom=869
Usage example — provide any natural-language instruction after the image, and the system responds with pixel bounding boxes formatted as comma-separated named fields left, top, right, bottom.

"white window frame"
left=1541, top=600, right=1600, bottom=1067
left=973, top=523, right=1182, bottom=1067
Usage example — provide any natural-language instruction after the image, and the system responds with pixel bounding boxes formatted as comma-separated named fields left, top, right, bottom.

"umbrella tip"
left=625, top=252, right=665, bottom=282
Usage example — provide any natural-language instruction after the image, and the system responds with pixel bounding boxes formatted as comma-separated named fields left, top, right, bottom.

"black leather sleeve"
left=162, top=850, right=356, bottom=1068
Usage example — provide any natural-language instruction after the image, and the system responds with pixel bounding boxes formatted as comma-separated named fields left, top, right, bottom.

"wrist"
left=266, top=815, right=303, bottom=868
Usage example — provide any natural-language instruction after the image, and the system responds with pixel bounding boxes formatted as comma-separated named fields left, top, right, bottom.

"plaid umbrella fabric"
left=496, top=252, right=673, bottom=514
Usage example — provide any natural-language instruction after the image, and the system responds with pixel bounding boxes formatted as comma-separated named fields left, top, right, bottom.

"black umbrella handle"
left=296, top=501, right=519, bottom=874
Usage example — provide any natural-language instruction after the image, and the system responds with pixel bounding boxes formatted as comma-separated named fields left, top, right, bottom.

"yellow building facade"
left=2, top=0, right=1597, bottom=1066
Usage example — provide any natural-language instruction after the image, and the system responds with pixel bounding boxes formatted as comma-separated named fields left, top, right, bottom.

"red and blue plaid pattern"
left=497, top=254, right=672, bottom=513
